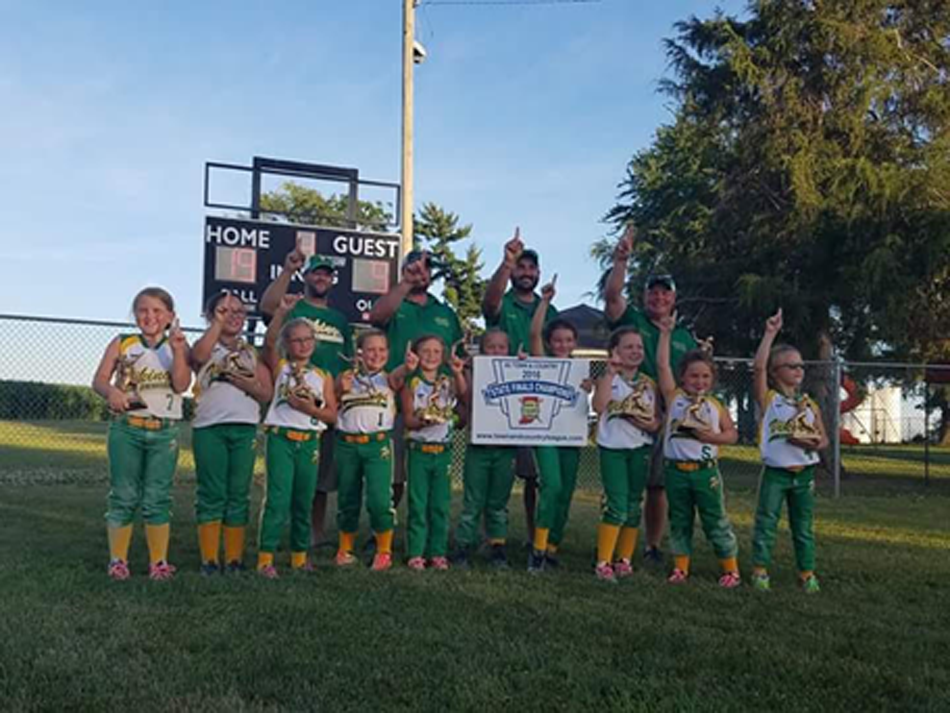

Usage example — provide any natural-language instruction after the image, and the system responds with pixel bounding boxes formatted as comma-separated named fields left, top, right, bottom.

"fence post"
left=831, top=358, right=842, bottom=499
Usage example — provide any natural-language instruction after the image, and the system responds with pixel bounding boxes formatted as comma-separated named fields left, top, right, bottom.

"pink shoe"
left=108, top=559, right=130, bottom=581
left=258, top=564, right=279, bottom=579
left=292, top=561, right=314, bottom=573
left=371, top=553, right=392, bottom=572
left=148, top=561, right=176, bottom=581
left=595, top=561, right=617, bottom=583
left=612, top=559, right=633, bottom=578
left=667, top=568, right=689, bottom=584
left=407, top=557, right=426, bottom=571
left=718, top=571, right=742, bottom=589
left=430, top=556, right=450, bottom=571
left=335, top=550, right=357, bottom=567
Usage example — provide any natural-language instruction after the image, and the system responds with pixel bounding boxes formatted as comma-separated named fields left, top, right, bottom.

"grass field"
left=2, top=421, right=950, bottom=711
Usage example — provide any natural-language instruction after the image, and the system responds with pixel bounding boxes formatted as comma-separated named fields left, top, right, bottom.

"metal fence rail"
left=1, top=314, right=948, bottom=496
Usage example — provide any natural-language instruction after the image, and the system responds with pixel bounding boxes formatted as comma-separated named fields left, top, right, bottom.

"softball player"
left=592, top=327, right=661, bottom=583
left=190, top=292, right=273, bottom=574
left=334, top=330, right=412, bottom=572
left=402, top=335, right=466, bottom=571
left=657, top=314, right=742, bottom=587
left=527, top=277, right=592, bottom=573
left=452, top=328, right=516, bottom=569
left=92, top=287, right=191, bottom=581
left=257, top=296, right=337, bottom=578
left=751, top=309, right=828, bottom=593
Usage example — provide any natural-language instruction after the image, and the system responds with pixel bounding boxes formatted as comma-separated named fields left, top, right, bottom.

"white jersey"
left=406, top=370, right=456, bottom=444
left=663, top=389, right=725, bottom=462
left=337, top=371, right=396, bottom=435
left=759, top=390, right=821, bottom=468
left=193, top=340, right=262, bottom=428
left=114, top=334, right=183, bottom=420
left=596, top=372, right=656, bottom=450
left=263, top=360, right=329, bottom=432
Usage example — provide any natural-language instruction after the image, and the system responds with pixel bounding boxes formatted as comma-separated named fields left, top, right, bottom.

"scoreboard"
left=203, top=216, right=401, bottom=323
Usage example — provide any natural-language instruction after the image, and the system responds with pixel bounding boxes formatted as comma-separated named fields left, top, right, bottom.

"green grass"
left=2, top=426, right=950, bottom=711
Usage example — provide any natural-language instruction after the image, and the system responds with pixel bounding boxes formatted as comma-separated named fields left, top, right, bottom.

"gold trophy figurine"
left=677, top=396, right=712, bottom=437
left=620, top=379, right=654, bottom=423
left=218, top=339, right=256, bottom=382
left=788, top=401, right=822, bottom=447
left=114, top=353, right=148, bottom=412
left=419, top=375, right=455, bottom=425
left=289, top=361, right=324, bottom=408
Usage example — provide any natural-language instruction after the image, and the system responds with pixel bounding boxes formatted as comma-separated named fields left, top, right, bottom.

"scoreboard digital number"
left=214, top=247, right=257, bottom=284
left=203, top=216, right=401, bottom=324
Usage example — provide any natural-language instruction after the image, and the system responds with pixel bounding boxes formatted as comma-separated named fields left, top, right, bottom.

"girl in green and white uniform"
left=257, top=295, right=337, bottom=578
left=401, top=335, right=466, bottom=571
left=92, top=287, right=191, bottom=581
left=334, top=331, right=412, bottom=572
left=751, top=309, right=828, bottom=594
left=591, top=326, right=661, bottom=583
left=656, top=314, right=741, bottom=588
left=190, top=292, right=272, bottom=574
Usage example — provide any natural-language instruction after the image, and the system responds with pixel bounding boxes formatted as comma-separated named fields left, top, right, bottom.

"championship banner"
left=471, top=356, right=591, bottom=446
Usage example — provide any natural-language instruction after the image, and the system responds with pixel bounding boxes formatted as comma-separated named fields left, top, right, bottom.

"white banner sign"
left=471, top=356, right=591, bottom=446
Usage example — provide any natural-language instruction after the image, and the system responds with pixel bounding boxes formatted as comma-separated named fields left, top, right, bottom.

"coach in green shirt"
left=604, top=226, right=698, bottom=564
left=370, top=250, right=464, bottom=508
left=481, top=229, right=558, bottom=542
left=261, top=249, right=355, bottom=546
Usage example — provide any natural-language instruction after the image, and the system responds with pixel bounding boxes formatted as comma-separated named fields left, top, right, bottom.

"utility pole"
left=400, top=0, right=418, bottom=258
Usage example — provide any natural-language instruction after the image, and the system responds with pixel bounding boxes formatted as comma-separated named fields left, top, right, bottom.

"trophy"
left=114, top=353, right=148, bottom=411
left=289, top=361, right=324, bottom=408
left=216, top=339, right=256, bottom=382
left=676, top=397, right=711, bottom=437
left=418, top=375, right=455, bottom=425
left=619, top=379, right=654, bottom=423
left=788, top=404, right=821, bottom=447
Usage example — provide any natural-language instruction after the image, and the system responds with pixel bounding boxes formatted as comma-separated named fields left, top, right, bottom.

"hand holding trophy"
left=114, top=353, right=148, bottom=412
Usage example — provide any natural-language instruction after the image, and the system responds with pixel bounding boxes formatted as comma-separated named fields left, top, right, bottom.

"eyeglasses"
left=778, top=363, right=805, bottom=371
left=288, top=337, right=315, bottom=345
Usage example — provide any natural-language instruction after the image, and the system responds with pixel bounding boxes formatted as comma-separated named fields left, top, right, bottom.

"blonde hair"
left=279, top=318, right=316, bottom=358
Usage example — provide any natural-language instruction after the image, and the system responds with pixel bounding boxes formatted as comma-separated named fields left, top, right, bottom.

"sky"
left=0, top=0, right=748, bottom=327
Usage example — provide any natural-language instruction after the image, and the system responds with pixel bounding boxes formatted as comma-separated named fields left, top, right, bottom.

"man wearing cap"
left=604, top=226, right=697, bottom=564
left=482, top=228, right=558, bottom=543
left=369, top=249, right=465, bottom=509
left=261, top=247, right=355, bottom=544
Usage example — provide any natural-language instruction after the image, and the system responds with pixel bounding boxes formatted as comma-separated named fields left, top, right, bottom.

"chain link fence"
left=2, top=314, right=948, bottom=496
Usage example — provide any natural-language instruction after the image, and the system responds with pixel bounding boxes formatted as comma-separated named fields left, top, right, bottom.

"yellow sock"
left=533, top=527, right=550, bottom=553
left=339, top=531, right=356, bottom=554
left=546, top=544, right=559, bottom=555
left=375, top=530, right=394, bottom=555
left=674, top=555, right=690, bottom=574
left=753, top=566, right=768, bottom=577
left=616, top=527, right=639, bottom=562
left=719, top=556, right=739, bottom=574
left=290, top=551, right=308, bottom=569
left=223, top=526, right=246, bottom=564
left=257, top=552, right=274, bottom=570
left=488, top=538, right=505, bottom=546
left=198, top=521, right=221, bottom=564
left=799, top=570, right=814, bottom=581
left=596, top=523, right=621, bottom=563
left=108, top=525, right=133, bottom=562
left=145, top=523, right=170, bottom=565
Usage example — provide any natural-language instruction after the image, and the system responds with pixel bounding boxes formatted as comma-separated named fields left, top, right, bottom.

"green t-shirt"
left=384, top=293, right=464, bottom=371
left=286, top=301, right=354, bottom=377
left=485, top=289, right=559, bottom=356
left=608, top=305, right=697, bottom=381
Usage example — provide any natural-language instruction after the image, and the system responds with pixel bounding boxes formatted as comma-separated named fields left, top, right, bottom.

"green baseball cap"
left=303, top=255, right=336, bottom=274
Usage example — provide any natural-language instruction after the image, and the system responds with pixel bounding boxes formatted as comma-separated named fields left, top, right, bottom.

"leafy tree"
left=599, top=1, right=950, bottom=367
left=413, top=202, right=486, bottom=329
left=259, top=181, right=391, bottom=231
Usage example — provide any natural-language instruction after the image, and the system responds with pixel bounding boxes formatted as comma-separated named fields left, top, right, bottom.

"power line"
left=422, top=0, right=600, bottom=6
